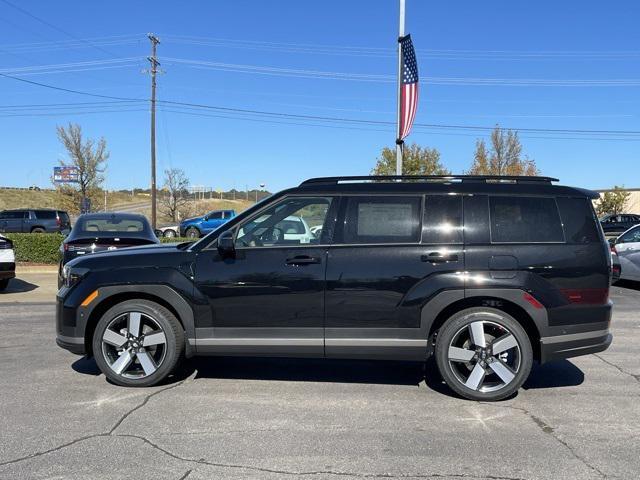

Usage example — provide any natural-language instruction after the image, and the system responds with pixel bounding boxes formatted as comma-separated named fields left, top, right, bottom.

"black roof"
left=293, top=175, right=598, bottom=199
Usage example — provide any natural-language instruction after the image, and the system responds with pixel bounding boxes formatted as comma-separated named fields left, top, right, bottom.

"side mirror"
left=218, top=230, right=235, bottom=257
left=609, top=237, right=618, bottom=247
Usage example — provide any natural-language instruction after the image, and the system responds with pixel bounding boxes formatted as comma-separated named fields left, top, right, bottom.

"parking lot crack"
left=479, top=402, right=606, bottom=479
left=109, top=377, right=190, bottom=434
left=113, top=433, right=529, bottom=479
left=0, top=433, right=109, bottom=467
left=593, top=353, right=640, bottom=384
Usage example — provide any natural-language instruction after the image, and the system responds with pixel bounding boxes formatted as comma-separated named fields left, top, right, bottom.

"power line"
left=1, top=71, right=640, bottom=137
left=0, top=0, right=118, bottom=58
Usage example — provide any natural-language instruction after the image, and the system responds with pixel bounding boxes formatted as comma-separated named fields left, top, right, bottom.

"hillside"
left=0, top=188, right=255, bottom=226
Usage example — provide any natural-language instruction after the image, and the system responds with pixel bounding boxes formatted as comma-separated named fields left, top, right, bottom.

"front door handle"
left=421, top=252, right=459, bottom=263
left=286, top=255, right=321, bottom=265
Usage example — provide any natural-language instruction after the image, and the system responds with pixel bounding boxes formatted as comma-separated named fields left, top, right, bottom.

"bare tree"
left=468, top=126, right=539, bottom=176
left=159, top=168, right=190, bottom=222
left=54, top=123, right=109, bottom=213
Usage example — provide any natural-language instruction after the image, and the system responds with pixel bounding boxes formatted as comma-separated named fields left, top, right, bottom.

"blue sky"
left=0, top=0, right=639, bottom=192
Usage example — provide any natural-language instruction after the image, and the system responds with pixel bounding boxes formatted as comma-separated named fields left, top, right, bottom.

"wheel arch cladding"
left=83, top=286, right=195, bottom=356
left=425, top=293, right=542, bottom=362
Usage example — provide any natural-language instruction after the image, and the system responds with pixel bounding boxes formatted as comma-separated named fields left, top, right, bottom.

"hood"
left=181, top=216, right=204, bottom=224
left=66, top=242, right=190, bottom=268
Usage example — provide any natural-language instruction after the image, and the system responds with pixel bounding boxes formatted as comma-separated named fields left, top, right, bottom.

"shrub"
left=160, top=237, right=192, bottom=244
left=3, top=233, right=63, bottom=264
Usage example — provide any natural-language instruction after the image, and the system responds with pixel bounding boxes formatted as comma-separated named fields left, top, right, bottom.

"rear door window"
left=422, top=195, right=463, bottom=244
left=342, top=196, right=422, bottom=244
left=556, top=197, right=600, bottom=244
left=490, top=196, right=564, bottom=243
left=34, top=210, right=57, bottom=220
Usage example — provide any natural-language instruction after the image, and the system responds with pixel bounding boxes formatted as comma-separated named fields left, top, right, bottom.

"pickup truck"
left=179, top=209, right=236, bottom=238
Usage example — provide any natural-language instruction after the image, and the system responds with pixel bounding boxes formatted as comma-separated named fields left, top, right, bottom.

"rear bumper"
left=0, top=262, right=16, bottom=280
left=540, top=330, right=612, bottom=363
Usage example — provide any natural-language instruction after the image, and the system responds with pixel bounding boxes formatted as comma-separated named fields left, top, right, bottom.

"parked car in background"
left=611, top=225, right=640, bottom=281
left=180, top=209, right=236, bottom=238
left=59, top=212, right=159, bottom=287
left=599, top=213, right=640, bottom=235
left=0, top=209, right=71, bottom=234
left=0, top=234, right=15, bottom=291
left=57, top=175, right=613, bottom=401
left=157, top=225, right=179, bottom=238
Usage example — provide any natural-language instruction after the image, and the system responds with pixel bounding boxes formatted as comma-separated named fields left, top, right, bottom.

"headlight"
left=62, top=266, right=89, bottom=288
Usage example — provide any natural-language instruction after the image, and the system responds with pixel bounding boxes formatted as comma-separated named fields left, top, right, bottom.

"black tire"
left=0, top=279, right=9, bottom=291
left=435, top=307, right=533, bottom=401
left=185, top=227, right=200, bottom=239
left=92, top=299, right=184, bottom=387
left=31, top=227, right=45, bottom=233
left=163, top=229, right=177, bottom=238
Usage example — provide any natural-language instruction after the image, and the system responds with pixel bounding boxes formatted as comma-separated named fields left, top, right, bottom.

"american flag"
left=398, top=34, right=419, bottom=141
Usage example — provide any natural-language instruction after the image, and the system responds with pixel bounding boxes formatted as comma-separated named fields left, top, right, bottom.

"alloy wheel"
left=447, top=320, right=521, bottom=393
left=101, top=311, right=167, bottom=379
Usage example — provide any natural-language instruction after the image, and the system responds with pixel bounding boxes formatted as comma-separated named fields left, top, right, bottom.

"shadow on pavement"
left=0, top=278, right=39, bottom=294
left=523, top=360, right=584, bottom=389
left=71, top=356, right=101, bottom=376
left=613, top=279, right=640, bottom=292
left=70, top=353, right=584, bottom=397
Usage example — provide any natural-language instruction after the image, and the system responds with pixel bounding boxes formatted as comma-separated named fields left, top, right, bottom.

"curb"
left=16, top=265, right=58, bottom=274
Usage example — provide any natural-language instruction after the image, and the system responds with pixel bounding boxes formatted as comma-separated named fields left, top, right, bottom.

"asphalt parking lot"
left=0, top=272, right=638, bottom=480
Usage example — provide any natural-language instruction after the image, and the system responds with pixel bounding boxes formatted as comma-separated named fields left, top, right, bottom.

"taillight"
left=560, top=288, right=609, bottom=305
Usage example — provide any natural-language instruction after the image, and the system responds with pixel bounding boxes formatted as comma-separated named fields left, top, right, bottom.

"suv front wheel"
left=435, top=307, right=533, bottom=401
left=92, top=299, right=184, bottom=387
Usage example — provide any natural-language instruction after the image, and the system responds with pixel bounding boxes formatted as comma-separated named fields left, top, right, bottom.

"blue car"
left=180, top=209, right=236, bottom=238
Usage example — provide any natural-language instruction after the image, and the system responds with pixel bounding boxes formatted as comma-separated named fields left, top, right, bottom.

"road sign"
left=53, top=166, right=79, bottom=183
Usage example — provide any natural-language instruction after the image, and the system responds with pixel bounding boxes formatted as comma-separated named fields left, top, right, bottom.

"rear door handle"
left=421, top=252, right=459, bottom=263
left=286, top=255, right=321, bottom=265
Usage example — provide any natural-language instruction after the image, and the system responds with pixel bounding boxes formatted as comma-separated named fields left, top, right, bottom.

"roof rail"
left=299, top=175, right=559, bottom=186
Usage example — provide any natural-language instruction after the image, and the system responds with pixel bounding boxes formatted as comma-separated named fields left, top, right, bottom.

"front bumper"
left=540, top=330, right=612, bottom=363
left=56, top=292, right=86, bottom=355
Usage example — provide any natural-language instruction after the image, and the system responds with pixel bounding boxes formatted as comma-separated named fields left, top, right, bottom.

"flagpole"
left=396, top=0, right=406, bottom=176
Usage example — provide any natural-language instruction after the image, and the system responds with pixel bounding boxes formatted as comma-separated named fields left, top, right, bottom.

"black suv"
left=599, top=213, right=640, bottom=235
left=0, top=208, right=71, bottom=234
left=56, top=175, right=613, bottom=401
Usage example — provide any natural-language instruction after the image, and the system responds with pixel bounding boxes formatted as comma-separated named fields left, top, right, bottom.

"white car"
left=157, top=225, right=179, bottom=238
left=0, top=234, right=16, bottom=291
left=613, top=224, right=640, bottom=281
left=238, top=215, right=314, bottom=245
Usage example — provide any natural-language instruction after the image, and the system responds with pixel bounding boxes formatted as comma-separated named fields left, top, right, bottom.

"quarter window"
left=235, top=197, right=333, bottom=248
left=342, top=196, right=421, bottom=244
left=619, top=227, right=640, bottom=244
left=423, top=195, right=463, bottom=244
left=490, top=196, right=564, bottom=243
left=556, top=197, right=600, bottom=244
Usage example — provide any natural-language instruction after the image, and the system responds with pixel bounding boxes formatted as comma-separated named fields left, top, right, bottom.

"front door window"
left=235, top=197, right=334, bottom=248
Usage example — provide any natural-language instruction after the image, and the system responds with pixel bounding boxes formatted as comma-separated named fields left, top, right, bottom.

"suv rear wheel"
left=31, top=227, right=45, bottom=233
left=185, top=227, right=200, bottom=239
left=92, top=299, right=184, bottom=387
left=435, top=307, right=532, bottom=401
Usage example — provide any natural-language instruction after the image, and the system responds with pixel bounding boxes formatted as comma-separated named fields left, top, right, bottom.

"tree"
left=596, top=186, right=630, bottom=216
left=371, top=143, right=450, bottom=175
left=54, top=123, right=109, bottom=214
left=467, top=126, right=539, bottom=176
left=159, top=168, right=190, bottom=222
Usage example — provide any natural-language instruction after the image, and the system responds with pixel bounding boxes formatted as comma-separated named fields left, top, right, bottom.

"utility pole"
left=147, top=33, right=160, bottom=229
